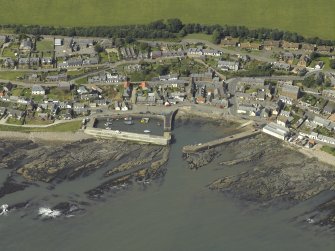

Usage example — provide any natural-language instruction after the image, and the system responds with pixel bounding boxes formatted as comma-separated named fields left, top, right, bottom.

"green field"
left=0, top=0, right=334, bottom=39
left=0, top=120, right=82, bottom=132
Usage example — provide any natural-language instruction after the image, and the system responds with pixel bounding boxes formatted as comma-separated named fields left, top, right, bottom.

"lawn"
left=0, top=0, right=334, bottom=39
left=0, top=71, right=26, bottom=81
left=0, top=120, right=82, bottom=132
left=36, top=39, right=54, bottom=51
left=2, top=48, right=16, bottom=58
left=321, top=146, right=335, bottom=157
left=47, top=87, right=73, bottom=101
left=99, top=52, right=109, bottom=63
left=184, top=33, right=213, bottom=42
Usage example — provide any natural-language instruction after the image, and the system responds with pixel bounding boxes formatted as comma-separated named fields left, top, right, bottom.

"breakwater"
left=84, top=128, right=170, bottom=145
left=182, top=129, right=261, bottom=153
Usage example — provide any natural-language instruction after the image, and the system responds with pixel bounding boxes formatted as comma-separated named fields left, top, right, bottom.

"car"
left=96, top=109, right=103, bottom=113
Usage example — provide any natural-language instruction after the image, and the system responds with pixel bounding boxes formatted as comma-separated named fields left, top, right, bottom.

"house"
left=301, top=43, right=316, bottom=52
left=67, top=57, right=83, bottom=67
left=95, top=99, right=108, bottom=106
left=279, top=96, right=293, bottom=105
left=190, top=72, right=213, bottom=82
left=41, top=57, right=53, bottom=66
left=255, top=91, right=266, bottom=101
left=309, top=132, right=335, bottom=146
left=28, top=73, right=40, bottom=82
left=263, top=40, right=281, bottom=50
left=46, top=73, right=68, bottom=82
left=0, top=107, right=7, bottom=116
left=220, top=37, right=239, bottom=47
left=272, top=62, right=291, bottom=71
left=211, top=98, right=229, bottom=108
left=281, top=52, right=295, bottom=64
left=83, top=57, right=99, bottom=65
left=282, top=41, right=301, bottom=50
left=32, top=85, right=45, bottom=95
left=77, top=85, right=88, bottom=95
left=76, top=38, right=94, bottom=48
left=58, top=58, right=83, bottom=68
left=3, top=58, right=15, bottom=68
left=30, top=58, right=40, bottom=67
left=277, top=115, right=290, bottom=127
left=239, top=42, right=262, bottom=50
left=322, top=90, right=335, bottom=101
left=262, top=122, right=290, bottom=140
left=237, top=104, right=261, bottom=116
left=6, top=108, right=25, bottom=119
left=73, top=102, right=86, bottom=110
left=0, top=35, right=9, bottom=43
left=150, top=51, right=162, bottom=59
left=202, top=49, right=222, bottom=57
left=280, top=110, right=291, bottom=117
left=18, top=57, right=30, bottom=68
left=54, top=38, right=63, bottom=46
left=3, top=82, right=14, bottom=92
left=297, top=55, right=310, bottom=67
left=20, top=38, right=32, bottom=51
left=218, top=60, right=239, bottom=71
left=58, top=82, right=72, bottom=91
left=281, top=84, right=300, bottom=100
left=316, top=45, right=333, bottom=53
left=323, top=102, right=335, bottom=115
left=312, top=116, right=335, bottom=130
left=58, top=101, right=72, bottom=109
left=188, top=48, right=203, bottom=56
left=159, top=74, right=179, bottom=81
left=235, top=92, right=253, bottom=101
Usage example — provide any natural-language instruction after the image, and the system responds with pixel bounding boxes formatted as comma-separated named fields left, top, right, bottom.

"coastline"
left=0, top=131, right=93, bottom=143
left=283, top=141, right=335, bottom=169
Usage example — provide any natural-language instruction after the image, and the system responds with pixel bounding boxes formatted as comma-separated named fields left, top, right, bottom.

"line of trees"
left=1, top=19, right=334, bottom=46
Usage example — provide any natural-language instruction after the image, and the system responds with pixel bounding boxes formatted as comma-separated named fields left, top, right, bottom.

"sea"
left=0, top=118, right=334, bottom=251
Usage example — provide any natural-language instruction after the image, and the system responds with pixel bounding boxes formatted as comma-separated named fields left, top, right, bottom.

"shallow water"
left=95, top=116, right=164, bottom=136
left=0, top=119, right=334, bottom=251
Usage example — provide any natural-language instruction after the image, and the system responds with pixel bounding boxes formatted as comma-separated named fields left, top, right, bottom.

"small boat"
left=104, top=121, right=113, bottom=126
left=124, top=116, right=132, bottom=121
left=144, top=130, right=151, bottom=133
left=157, top=122, right=161, bottom=126
left=140, top=118, right=149, bottom=123
left=124, top=120, right=134, bottom=125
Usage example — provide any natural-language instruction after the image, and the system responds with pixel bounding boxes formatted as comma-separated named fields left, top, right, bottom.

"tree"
left=156, top=65, right=169, bottom=76
left=166, top=19, right=183, bottom=33
left=330, top=59, right=335, bottom=69
left=211, top=29, right=222, bottom=44
left=94, top=44, right=104, bottom=53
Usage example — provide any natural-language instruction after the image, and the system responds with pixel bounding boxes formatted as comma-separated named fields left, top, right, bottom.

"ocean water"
left=0, top=119, right=334, bottom=251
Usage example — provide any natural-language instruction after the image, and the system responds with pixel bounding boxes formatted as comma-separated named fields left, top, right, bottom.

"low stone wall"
left=182, top=129, right=261, bottom=153
left=0, top=131, right=92, bottom=142
left=84, top=128, right=170, bottom=146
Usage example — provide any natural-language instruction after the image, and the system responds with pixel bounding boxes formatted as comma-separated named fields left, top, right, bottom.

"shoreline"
left=0, top=131, right=93, bottom=143
left=282, top=141, right=335, bottom=169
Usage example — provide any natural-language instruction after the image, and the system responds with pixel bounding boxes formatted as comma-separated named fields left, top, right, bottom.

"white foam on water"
left=38, top=207, right=61, bottom=218
left=0, top=204, right=9, bottom=216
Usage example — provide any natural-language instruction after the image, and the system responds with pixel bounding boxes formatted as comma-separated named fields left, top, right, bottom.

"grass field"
left=0, top=0, right=334, bottom=39
left=321, top=146, right=335, bottom=157
left=0, top=120, right=82, bottom=132
left=0, top=71, right=25, bottom=81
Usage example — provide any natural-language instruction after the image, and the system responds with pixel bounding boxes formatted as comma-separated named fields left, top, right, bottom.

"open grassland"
left=0, top=0, right=334, bottom=39
left=0, top=120, right=82, bottom=132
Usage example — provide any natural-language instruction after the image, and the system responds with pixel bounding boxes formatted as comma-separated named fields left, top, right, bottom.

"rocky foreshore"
left=0, top=138, right=170, bottom=200
left=184, top=134, right=335, bottom=229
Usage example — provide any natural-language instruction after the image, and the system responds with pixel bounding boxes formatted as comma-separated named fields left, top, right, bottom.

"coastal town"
left=0, top=33, right=335, bottom=159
